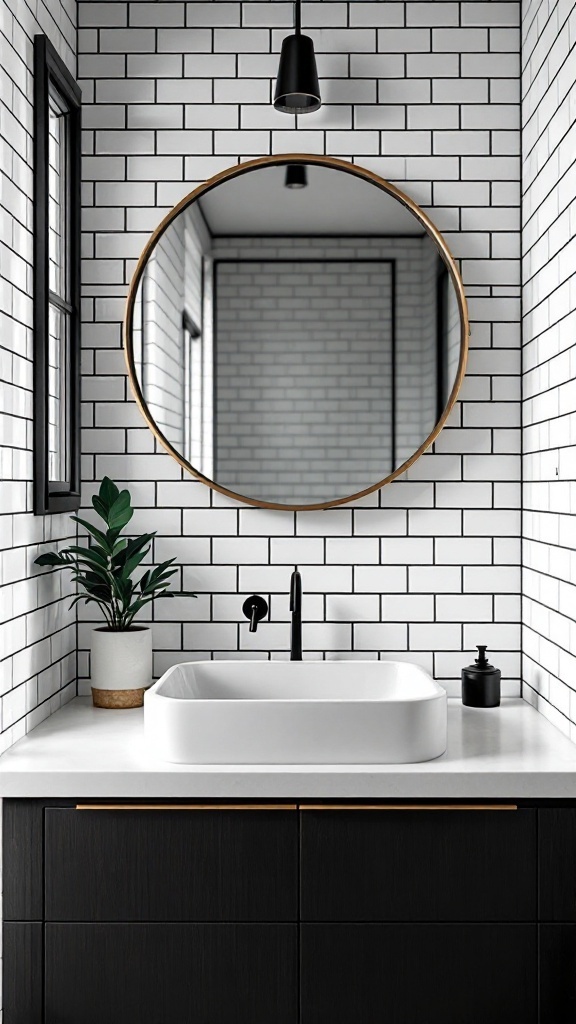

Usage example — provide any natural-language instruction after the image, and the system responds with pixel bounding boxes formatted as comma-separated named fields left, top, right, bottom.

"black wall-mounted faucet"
left=290, top=567, right=302, bottom=661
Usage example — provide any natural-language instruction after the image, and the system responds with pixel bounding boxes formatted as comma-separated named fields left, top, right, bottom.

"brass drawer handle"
left=298, top=804, right=518, bottom=811
left=75, top=804, right=298, bottom=811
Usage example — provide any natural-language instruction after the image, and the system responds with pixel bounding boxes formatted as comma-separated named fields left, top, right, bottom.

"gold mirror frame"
left=123, top=154, right=470, bottom=511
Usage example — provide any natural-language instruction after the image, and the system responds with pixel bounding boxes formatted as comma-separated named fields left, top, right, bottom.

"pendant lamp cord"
left=294, top=0, right=301, bottom=35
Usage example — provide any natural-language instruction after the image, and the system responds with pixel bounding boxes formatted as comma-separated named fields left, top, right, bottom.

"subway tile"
left=435, top=537, right=493, bottom=564
left=408, top=509, right=462, bottom=535
left=410, top=623, right=462, bottom=650
left=213, top=537, right=269, bottom=564
left=186, top=3, right=239, bottom=27
left=354, top=565, right=408, bottom=593
left=382, top=594, right=434, bottom=620
left=326, top=538, right=379, bottom=564
left=99, top=28, right=155, bottom=52
left=215, top=28, right=270, bottom=51
left=354, top=623, right=408, bottom=651
left=408, top=4, right=459, bottom=26
left=409, top=566, right=462, bottom=593
left=240, top=508, right=295, bottom=536
left=354, top=509, right=407, bottom=535
left=184, top=622, right=237, bottom=650
left=326, top=594, right=380, bottom=621
left=157, top=29, right=212, bottom=52
left=131, top=3, right=184, bottom=26
left=350, top=3, right=405, bottom=27
left=436, top=594, right=493, bottom=621
left=183, top=509, right=238, bottom=536
left=297, top=510, right=352, bottom=536
left=79, top=3, right=127, bottom=27
left=464, top=566, right=521, bottom=594
left=271, top=537, right=325, bottom=564
left=304, top=622, right=353, bottom=650
left=5, top=0, right=531, bottom=742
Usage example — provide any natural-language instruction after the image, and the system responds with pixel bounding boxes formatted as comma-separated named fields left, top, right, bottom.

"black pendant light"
left=274, top=0, right=321, bottom=114
left=285, top=164, right=308, bottom=188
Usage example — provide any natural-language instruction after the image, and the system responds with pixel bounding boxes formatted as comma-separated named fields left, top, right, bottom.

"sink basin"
left=145, top=660, right=447, bottom=765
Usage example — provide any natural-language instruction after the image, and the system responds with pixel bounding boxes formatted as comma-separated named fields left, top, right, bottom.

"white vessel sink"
left=145, top=660, right=447, bottom=765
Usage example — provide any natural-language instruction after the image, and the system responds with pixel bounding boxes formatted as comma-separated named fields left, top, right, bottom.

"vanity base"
left=4, top=797, right=576, bottom=1024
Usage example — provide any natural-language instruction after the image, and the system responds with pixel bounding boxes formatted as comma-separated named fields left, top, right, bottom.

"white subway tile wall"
left=521, top=0, right=576, bottom=737
left=0, top=0, right=77, bottom=751
left=77, top=0, right=522, bottom=699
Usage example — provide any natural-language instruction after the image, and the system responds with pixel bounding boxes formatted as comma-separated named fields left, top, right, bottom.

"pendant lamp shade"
left=274, top=0, right=321, bottom=114
left=285, top=164, right=308, bottom=188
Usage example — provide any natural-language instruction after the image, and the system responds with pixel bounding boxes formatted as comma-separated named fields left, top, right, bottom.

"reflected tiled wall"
left=77, top=0, right=522, bottom=699
left=521, top=0, right=576, bottom=737
left=0, top=0, right=77, bottom=752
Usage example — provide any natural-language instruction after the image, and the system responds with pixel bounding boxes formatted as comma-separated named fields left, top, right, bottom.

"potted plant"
left=35, top=477, right=195, bottom=708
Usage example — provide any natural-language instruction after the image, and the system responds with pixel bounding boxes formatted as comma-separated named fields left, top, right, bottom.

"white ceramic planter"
left=91, top=626, right=152, bottom=708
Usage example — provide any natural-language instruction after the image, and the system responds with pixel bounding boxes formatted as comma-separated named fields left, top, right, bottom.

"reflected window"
left=183, top=313, right=202, bottom=465
left=33, top=35, right=81, bottom=514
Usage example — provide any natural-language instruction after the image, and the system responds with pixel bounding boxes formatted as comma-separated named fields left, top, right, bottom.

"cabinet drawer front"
left=46, top=923, right=297, bottom=1024
left=45, top=807, right=297, bottom=921
left=3, top=924, right=42, bottom=1024
left=539, top=809, right=576, bottom=920
left=301, top=924, right=537, bottom=1024
left=540, top=925, right=576, bottom=1023
left=301, top=808, right=536, bottom=921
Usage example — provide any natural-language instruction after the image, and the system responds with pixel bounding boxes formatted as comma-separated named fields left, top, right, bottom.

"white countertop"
left=1, top=696, right=576, bottom=798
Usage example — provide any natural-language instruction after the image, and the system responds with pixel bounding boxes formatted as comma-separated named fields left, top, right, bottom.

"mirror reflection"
left=129, top=160, right=464, bottom=507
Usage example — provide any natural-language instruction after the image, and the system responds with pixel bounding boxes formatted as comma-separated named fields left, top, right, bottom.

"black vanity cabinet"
left=300, top=805, right=537, bottom=1024
left=4, top=803, right=299, bottom=1024
left=3, top=799, right=576, bottom=1024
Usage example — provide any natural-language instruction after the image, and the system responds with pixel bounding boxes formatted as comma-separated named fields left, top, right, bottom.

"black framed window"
left=33, top=35, right=81, bottom=514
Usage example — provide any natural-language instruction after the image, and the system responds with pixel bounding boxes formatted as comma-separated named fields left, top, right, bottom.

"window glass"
left=48, top=88, right=68, bottom=301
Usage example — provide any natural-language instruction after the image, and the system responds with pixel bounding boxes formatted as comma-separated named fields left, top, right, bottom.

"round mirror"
left=124, top=155, right=468, bottom=510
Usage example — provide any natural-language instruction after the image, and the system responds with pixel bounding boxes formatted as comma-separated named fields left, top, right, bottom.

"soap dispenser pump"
left=462, top=646, right=501, bottom=708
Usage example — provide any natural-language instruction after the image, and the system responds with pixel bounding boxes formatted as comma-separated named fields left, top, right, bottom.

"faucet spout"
left=290, top=567, right=302, bottom=661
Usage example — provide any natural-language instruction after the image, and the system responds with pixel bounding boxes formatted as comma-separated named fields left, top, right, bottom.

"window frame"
left=33, top=34, right=82, bottom=515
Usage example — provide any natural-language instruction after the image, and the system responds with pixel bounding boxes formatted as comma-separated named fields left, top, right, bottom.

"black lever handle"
left=242, top=595, right=269, bottom=632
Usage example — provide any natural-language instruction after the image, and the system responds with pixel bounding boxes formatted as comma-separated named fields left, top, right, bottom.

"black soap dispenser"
left=462, top=646, right=501, bottom=708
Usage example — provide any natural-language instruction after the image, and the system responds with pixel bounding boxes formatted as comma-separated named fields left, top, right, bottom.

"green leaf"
left=140, top=571, right=178, bottom=596
left=74, top=571, right=113, bottom=595
left=107, top=506, right=134, bottom=532
left=99, top=476, right=120, bottom=510
left=112, top=575, right=134, bottom=608
left=113, top=534, right=154, bottom=568
left=91, top=495, right=109, bottom=522
left=34, top=551, right=71, bottom=567
left=72, top=581, right=111, bottom=601
left=147, top=558, right=177, bottom=582
left=70, top=560, right=112, bottom=583
left=125, top=597, right=149, bottom=616
left=108, top=490, right=131, bottom=519
left=105, top=527, right=123, bottom=547
left=66, top=545, right=109, bottom=569
left=120, top=549, right=149, bottom=582
left=70, top=516, right=112, bottom=553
